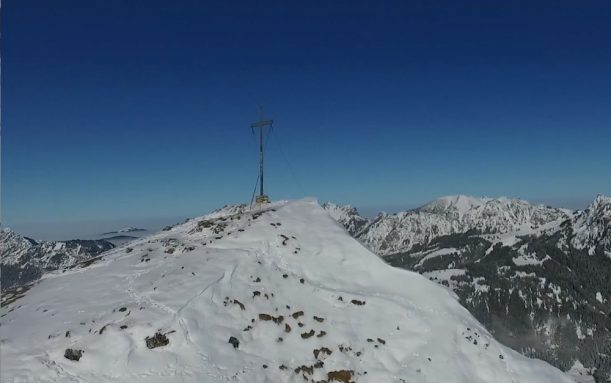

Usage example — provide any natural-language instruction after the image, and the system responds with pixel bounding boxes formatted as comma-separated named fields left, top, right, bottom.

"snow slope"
left=0, top=199, right=572, bottom=383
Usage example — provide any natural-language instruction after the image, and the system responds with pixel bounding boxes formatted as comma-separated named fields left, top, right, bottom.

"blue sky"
left=3, top=0, right=611, bottom=238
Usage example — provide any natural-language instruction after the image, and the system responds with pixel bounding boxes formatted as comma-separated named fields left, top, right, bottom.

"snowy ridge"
left=0, top=199, right=570, bottom=383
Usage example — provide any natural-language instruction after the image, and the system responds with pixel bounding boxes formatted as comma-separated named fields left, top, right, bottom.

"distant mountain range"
left=99, top=235, right=139, bottom=246
left=0, top=229, right=115, bottom=294
left=325, top=195, right=573, bottom=255
left=101, top=227, right=147, bottom=235
left=325, top=195, right=611, bottom=382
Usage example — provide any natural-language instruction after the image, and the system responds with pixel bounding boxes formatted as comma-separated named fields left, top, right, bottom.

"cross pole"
left=250, top=107, right=273, bottom=203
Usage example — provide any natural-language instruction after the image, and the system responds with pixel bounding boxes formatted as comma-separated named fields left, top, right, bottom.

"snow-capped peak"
left=587, top=194, right=611, bottom=216
left=571, top=194, right=611, bottom=256
left=0, top=199, right=571, bottom=383
left=419, top=195, right=487, bottom=217
left=1, top=228, right=37, bottom=265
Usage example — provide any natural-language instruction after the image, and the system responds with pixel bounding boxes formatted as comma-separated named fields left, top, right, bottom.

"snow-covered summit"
left=0, top=199, right=571, bottom=383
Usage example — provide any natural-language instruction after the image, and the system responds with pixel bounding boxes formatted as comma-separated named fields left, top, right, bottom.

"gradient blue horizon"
left=3, top=0, right=611, bottom=238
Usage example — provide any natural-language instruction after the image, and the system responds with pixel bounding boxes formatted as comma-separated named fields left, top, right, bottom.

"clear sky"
left=3, top=0, right=611, bottom=239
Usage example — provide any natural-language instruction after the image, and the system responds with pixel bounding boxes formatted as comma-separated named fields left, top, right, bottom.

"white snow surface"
left=0, top=199, right=572, bottom=383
